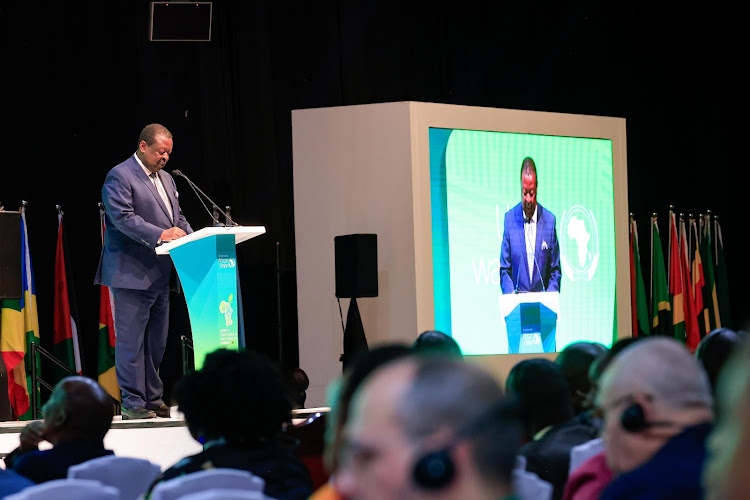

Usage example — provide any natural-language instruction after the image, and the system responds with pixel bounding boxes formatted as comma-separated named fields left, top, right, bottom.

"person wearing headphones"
left=596, top=337, right=714, bottom=500
left=334, top=356, right=521, bottom=500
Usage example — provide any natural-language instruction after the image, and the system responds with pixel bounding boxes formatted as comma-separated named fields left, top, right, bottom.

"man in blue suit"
left=95, top=123, right=193, bottom=420
left=500, top=157, right=561, bottom=294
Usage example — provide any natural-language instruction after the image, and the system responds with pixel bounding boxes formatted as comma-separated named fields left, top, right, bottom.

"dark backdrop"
left=2, top=1, right=748, bottom=404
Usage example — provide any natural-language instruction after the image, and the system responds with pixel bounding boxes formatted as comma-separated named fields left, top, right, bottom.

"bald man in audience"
left=334, top=357, right=521, bottom=500
left=3, top=377, right=114, bottom=483
left=596, top=338, right=714, bottom=500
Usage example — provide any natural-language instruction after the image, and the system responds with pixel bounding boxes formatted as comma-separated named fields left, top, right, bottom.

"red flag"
left=689, top=217, right=706, bottom=336
left=97, top=207, right=120, bottom=401
left=53, top=209, right=82, bottom=374
left=679, top=217, right=700, bottom=351
left=668, top=210, right=687, bottom=343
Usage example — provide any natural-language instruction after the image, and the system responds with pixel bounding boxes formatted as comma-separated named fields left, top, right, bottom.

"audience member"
left=3, top=376, right=114, bottom=484
left=149, top=349, right=313, bottom=500
left=597, top=337, right=713, bottom=499
left=335, top=356, right=521, bottom=500
left=586, top=337, right=640, bottom=406
left=310, top=344, right=413, bottom=500
left=412, top=330, right=463, bottom=358
left=704, top=333, right=750, bottom=500
left=506, top=359, right=598, bottom=500
left=556, top=342, right=607, bottom=416
left=284, top=367, right=310, bottom=409
left=561, top=338, right=641, bottom=500
left=695, top=327, right=747, bottom=398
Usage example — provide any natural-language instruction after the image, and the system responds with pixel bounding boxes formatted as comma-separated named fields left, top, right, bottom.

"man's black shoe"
left=152, top=404, right=171, bottom=418
left=122, top=406, right=156, bottom=420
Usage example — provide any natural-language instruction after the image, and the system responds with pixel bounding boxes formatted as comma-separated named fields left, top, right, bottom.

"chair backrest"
left=178, top=489, right=271, bottom=500
left=4, top=478, right=120, bottom=500
left=568, top=437, right=605, bottom=475
left=512, top=455, right=553, bottom=500
left=150, top=468, right=265, bottom=500
left=68, top=455, right=162, bottom=500
left=512, top=467, right=553, bottom=500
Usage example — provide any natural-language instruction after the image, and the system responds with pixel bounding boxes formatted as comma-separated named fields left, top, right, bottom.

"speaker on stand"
left=334, top=234, right=378, bottom=372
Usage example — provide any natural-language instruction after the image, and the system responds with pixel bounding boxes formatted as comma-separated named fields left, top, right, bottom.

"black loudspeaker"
left=0, top=211, right=22, bottom=299
left=413, top=448, right=455, bottom=490
left=335, top=234, right=378, bottom=298
left=150, top=2, right=213, bottom=42
left=621, top=403, right=648, bottom=432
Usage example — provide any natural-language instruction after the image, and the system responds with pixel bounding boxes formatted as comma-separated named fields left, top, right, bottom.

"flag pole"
left=668, top=206, right=674, bottom=292
left=650, top=213, right=656, bottom=324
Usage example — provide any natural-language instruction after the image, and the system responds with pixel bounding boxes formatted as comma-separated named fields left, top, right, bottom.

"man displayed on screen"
left=500, top=157, right=561, bottom=294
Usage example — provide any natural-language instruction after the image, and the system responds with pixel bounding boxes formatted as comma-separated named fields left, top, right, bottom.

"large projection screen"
left=409, top=103, right=629, bottom=377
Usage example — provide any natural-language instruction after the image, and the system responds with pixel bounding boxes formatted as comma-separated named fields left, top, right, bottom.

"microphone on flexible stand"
left=211, top=204, right=222, bottom=227
left=172, top=170, right=238, bottom=226
left=532, top=255, right=546, bottom=292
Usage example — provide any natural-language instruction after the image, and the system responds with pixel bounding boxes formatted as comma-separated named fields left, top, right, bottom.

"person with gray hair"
left=596, top=337, right=714, bottom=500
left=4, top=377, right=115, bottom=484
left=334, top=356, right=521, bottom=500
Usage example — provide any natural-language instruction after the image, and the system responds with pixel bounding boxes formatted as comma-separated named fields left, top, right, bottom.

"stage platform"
left=0, top=407, right=329, bottom=471
left=0, top=407, right=201, bottom=470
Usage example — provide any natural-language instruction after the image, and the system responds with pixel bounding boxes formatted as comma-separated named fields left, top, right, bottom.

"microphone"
left=532, top=255, right=546, bottom=293
left=514, top=269, right=521, bottom=294
left=172, top=170, right=238, bottom=226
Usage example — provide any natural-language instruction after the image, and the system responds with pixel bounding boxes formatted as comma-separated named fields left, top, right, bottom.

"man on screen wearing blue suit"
left=500, top=157, right=561, bottom=294
left=95, top=123, right=193, bottom=420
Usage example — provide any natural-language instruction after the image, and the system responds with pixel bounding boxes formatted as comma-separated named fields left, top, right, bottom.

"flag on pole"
left=700, top=213, right=718, bottom=331
left=651, top=214, right=672, bottom=336
left=629, top=215, right=649, bottom=337
left=53, top=206, right=83, bottom=376
left=689, top=216, right=706, bottom=338
left=679, top=215, right=700, bottom=351
left=97, top=205, right=120, bottom=401
left=668, top=209, right=686, bottom=343
left=714, top=216, right=732, bottom=329
left=0, top=204, right=40, bottom=420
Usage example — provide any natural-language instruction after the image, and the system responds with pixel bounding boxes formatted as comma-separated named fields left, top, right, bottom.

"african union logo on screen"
left=560, top=205, right=599, bottom=282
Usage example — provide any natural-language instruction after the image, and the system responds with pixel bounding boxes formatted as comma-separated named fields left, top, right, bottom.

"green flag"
left=630, top=216, right=649, bottom=337
left=714, top=216, right=732, bottom=329
left=668, top=210, right=686, bottom=343
left=651, top=215, right=672, bottom=336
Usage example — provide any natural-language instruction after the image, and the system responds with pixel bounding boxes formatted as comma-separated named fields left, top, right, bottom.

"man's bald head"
left=599, top=337, right=712, bottom=411
left=597, top=338, right=713, bottom=475
left=43, top=376, right=113, bottom=443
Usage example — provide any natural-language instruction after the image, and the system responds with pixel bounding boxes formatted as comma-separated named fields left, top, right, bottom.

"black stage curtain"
left=1, top=1, right=748, bottom=403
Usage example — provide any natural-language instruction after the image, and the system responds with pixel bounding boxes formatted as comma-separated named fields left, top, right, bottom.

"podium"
left=156, top=226, right=265, bottom=368
left=499, top=292, right=559, bottom=354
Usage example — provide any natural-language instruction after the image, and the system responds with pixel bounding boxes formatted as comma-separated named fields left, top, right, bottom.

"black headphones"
left=620, top=402, right=650, bottom=432
left=411, top=400, right=518, bottom=490
left=620, top=400, right=677, bottom=433
left=413, top=447, right=456, bottom=490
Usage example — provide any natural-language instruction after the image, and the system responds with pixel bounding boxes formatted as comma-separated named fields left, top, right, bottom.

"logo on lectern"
left=218, top=258, right=235, bottom=269
left=219, top=294, right=234, bottom=326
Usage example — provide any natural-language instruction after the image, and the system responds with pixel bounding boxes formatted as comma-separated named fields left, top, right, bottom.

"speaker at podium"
left=499, top=292, right=559, bottom=354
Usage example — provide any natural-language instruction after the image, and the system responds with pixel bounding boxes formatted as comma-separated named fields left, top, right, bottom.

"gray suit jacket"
left=95, top=155, right=193, bottom=290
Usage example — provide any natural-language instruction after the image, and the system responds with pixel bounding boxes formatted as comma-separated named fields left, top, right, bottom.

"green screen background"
left=430, top=128, right=616, bottom=355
